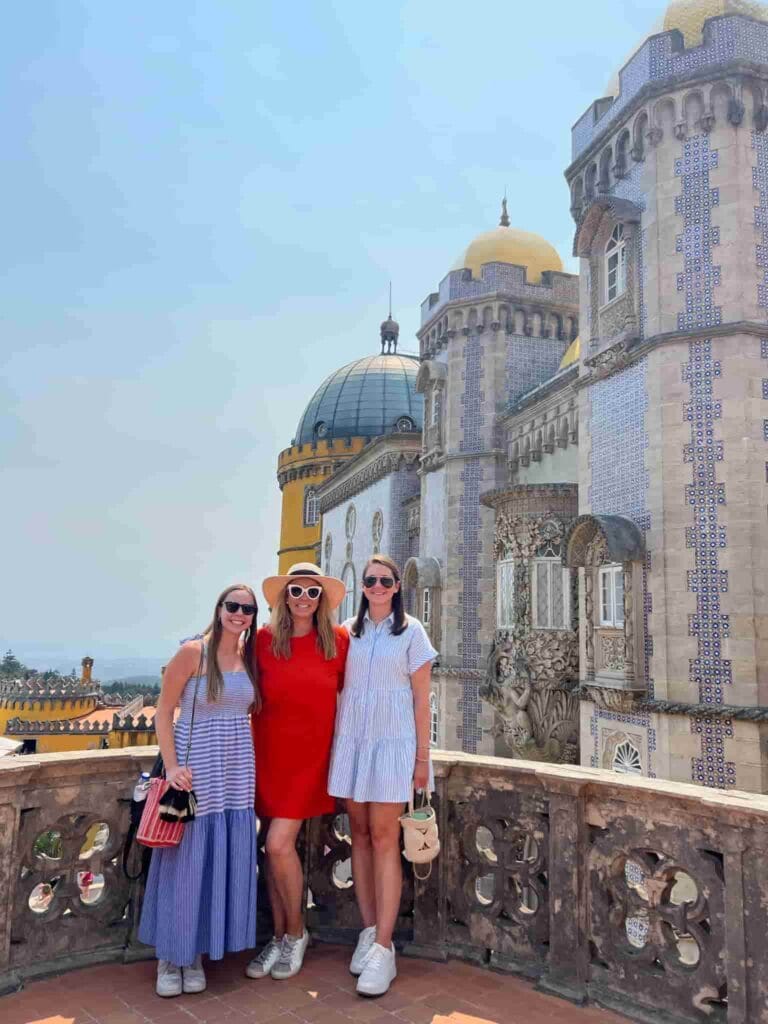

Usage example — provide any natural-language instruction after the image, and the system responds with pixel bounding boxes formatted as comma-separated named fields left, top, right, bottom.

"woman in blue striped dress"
left=139, top=584, right=260, bottom=998
left=328, top=555, right=437, bottom=997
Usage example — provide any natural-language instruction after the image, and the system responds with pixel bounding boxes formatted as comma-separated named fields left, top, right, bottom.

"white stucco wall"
left=322, top=475, right=393, bottom=621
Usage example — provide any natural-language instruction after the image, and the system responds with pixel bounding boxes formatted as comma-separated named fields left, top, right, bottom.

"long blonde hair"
left=202, top=583, right=261, bottom=709
left=269, top=587, right=338, bottom=660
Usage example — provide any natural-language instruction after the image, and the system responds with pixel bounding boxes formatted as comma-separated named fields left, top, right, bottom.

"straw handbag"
left=399, top=789, right=440, bottom=880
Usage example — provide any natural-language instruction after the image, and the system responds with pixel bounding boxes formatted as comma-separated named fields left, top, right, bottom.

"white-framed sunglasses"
left=287, top=583, right=323, bottom=600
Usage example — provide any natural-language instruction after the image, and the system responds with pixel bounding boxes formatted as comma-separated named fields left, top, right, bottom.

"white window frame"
left=599, top=564, right=625, bottom=628
left=303, top=487, right=319, bottom=527
left=429, top=691, right=438, bottom=747
left=496, top=559, right=515, bottom=629
left=531, top=558, right=571, bottom=630
left=422, top=587, right=431, bottom=625
left=341, top=563, right=356, bottom=621
left=605, top=223, right=626, bottom=304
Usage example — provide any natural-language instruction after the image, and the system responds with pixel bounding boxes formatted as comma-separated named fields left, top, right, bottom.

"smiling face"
left=362, top=561, right=400, bottom=616
left=285, top=577, right=322, bottom=624
left=219, top=587, right=257, bottom=637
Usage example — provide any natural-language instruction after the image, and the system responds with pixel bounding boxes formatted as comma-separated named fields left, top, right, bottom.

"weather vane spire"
left=500, top=192, right=510, bottom=227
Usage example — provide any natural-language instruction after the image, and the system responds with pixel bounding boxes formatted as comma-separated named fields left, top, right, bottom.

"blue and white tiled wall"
left=572, top=16, right=768, bottom=159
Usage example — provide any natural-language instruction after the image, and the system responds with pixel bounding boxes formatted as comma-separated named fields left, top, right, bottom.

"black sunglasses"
left=363, top=575, right=396, bottom=589
left=223, top=601, right=257, bottom=615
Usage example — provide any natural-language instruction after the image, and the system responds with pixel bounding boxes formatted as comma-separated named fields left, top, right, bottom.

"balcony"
left=2, top=749, right=767, bottom=1024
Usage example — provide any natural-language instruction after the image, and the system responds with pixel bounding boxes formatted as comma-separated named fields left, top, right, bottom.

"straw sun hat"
left=262, top=562, right=346, bottom=611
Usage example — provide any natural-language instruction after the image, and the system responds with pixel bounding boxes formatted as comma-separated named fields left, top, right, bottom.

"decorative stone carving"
left=493, top=513, right=564, bottom=561
left=600, top=634, right=625, bottom=672
left=647, top=126, right=663, bottom=147
left=587, top=686, right=642, bottom=713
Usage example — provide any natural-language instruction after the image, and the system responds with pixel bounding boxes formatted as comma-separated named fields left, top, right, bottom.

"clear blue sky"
left=1, top=0, right=664, bottom=662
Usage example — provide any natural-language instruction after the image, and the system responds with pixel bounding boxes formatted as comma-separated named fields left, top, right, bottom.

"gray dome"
left=294, top=353, right=422, bottom=445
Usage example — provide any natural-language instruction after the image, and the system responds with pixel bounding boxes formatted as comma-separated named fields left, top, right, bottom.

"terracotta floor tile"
left=2, top=946, right=633, bottom=1024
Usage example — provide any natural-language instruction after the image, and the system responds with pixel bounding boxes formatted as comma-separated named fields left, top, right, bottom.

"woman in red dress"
left=246, top=562, right=348, bottom=982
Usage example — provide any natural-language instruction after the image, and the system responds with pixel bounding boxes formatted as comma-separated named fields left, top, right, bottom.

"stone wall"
left=4, top=748, right=768, bottom=1022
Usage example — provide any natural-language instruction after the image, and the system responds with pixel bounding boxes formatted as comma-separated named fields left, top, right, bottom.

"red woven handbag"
left=137, top=645, right=203, bottom=850
left=137, top=777, right=184, bottom=848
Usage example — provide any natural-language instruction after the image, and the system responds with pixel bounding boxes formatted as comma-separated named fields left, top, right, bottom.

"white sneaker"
left=156, top=959, right=182, bottom=998
left=182, top=955, right=206, bottom=994
left=356, top=942, right=396, bottom=997
left=270, top=929, right=309, bottom=980
left=246, top=936, right=282, bottom=979
left=350, top=925, right=377, bottom=976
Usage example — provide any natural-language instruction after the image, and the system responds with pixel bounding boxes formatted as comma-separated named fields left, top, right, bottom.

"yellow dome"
left=454, top=203, right=563, bottom=285
left=665, top=0, right=767, bottom=45
left=559, top=336, right=580, bottom=370
left=455, top=226, right=563, bottom=285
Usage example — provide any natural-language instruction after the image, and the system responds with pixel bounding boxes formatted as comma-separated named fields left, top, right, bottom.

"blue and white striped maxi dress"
left=139, top=667, right=257, bottom=966
left=328, top=613, right=437, bottom=804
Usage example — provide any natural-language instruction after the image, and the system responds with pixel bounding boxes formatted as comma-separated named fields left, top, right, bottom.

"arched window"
left=532, top=539, right=570, bottom=630
left=345, top=505, right=357, bottom=540
left=605, top=224, right=626, bottom=303
left=372, top=511, right=383, bottom=552
left=324, top=533, right=332, bottom=574
left=429, top=692, right=438, bottom=747
left=303, top=487, right=319, bottom=527
left=341, top=563, right=356, bottom=621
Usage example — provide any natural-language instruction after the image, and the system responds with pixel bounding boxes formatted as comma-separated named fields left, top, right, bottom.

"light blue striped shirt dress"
left=328, top=612, right=437, bottom=803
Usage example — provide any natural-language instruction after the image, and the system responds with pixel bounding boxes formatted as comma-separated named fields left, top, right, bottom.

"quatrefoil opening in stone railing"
left=15, top=812, right=127, bottom=936
left=445, top=792, right=550, bottom=966
left=589, top=827, right=727, bottom=1016
left=463, top=820, right=547, bottom=924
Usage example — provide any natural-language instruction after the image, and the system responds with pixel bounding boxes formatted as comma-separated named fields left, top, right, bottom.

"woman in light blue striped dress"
left=328, top=554, right=437, bottom=998
left=139, top=584, right=260, bottom=998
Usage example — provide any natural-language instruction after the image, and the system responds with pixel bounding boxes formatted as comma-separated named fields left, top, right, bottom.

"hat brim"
left=262, top=573, right=347, bottom=612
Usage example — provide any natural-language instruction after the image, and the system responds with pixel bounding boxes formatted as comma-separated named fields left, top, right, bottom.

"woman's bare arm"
left=154, top=641, right=201, bottom=791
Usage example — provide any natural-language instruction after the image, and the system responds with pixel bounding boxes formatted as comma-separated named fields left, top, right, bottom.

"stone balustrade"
left=2, top=749, right=768, bottom=1023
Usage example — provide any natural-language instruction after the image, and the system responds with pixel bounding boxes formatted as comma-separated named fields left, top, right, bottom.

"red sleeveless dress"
left=252, top=625, right=349, bottom=818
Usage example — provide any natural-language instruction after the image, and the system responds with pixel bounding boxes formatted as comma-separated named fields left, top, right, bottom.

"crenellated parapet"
left=571, top=13, right=768, bottom=166
left=4, top=717, right=110, bottom=736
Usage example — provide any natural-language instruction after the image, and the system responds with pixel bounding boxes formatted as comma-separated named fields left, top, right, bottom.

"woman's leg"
left=346, top=800, right=376, bottom=928
left=368, top=802, right=405, bottom=948
left=265, top=818, right=305, bottom=937
left=260, top=818, right=285, bottom=938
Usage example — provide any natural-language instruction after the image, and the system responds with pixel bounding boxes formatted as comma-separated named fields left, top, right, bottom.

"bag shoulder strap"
left=183, top=642, right=205, bottom=767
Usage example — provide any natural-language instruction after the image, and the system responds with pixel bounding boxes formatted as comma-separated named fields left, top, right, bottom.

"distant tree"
left=1, top=650, right=25, bottom=678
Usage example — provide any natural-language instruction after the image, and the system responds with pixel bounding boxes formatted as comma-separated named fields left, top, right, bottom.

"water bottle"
left=132, top=771, right=151, bottom=803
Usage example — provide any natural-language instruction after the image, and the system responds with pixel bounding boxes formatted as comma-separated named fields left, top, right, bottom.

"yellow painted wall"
left=31, top=734, right=106, bottom=753
left=276, top=438, right=366, bottom=573
left=0, top=696, right=98, bottom=734
left=108, top=730, right=157, bottom=748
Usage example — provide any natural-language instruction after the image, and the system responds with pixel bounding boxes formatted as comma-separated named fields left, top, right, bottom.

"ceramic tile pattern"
left=457, top=333, right=486, bottom=752
left=572, top=15, right=768, bottom=159
left=674, top=137, right=722, bottom=331
left=420, top=262, right=577, bottom=326
left=0, top=947, right=630, bottom=1024
left=752, top=130, right=768, bottom=314
left=683, top=339, right=736, bottom=788
left=505, top=334, right=567, bottom=404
